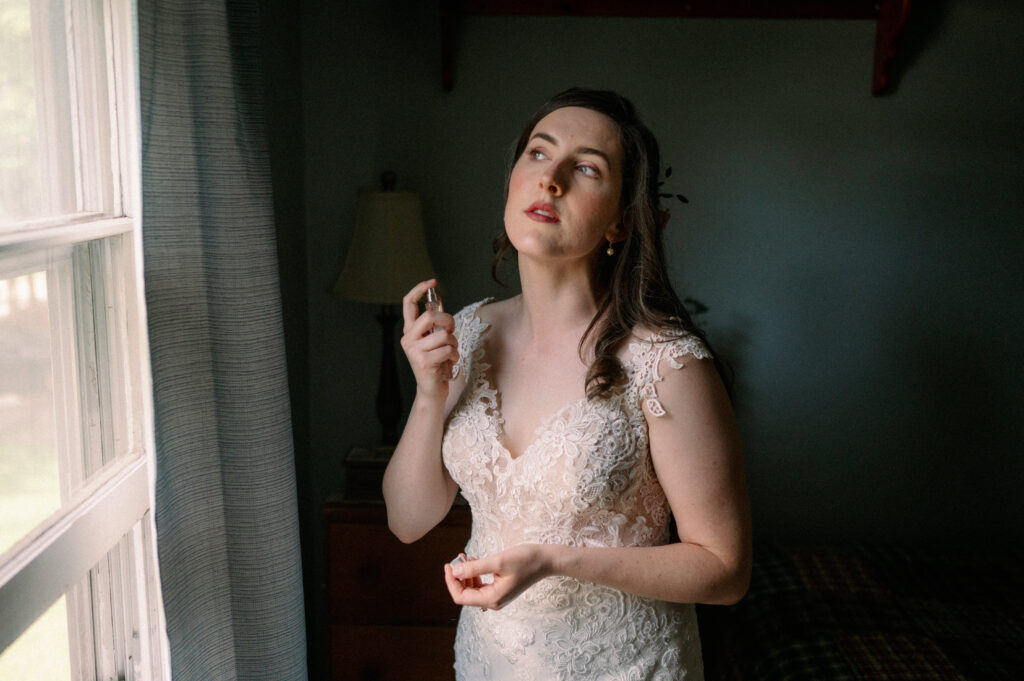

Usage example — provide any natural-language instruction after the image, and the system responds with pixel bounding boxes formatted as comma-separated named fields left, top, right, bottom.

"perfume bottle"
left=425, top=286, right=451, bottom=380
left=425, top=286, right=442, bottom=315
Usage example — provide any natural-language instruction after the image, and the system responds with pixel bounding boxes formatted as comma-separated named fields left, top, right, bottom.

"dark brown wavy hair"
left=493, top=87, right=729, bottom=400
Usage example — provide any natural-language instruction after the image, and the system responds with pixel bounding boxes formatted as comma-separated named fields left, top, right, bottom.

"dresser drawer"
left=330, top=624, right=456, bottom=681
left=326, top=503, right=470, bottom=625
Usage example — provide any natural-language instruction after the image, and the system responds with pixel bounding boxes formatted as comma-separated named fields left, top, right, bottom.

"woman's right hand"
left=400, top=279, right=459, bottom=402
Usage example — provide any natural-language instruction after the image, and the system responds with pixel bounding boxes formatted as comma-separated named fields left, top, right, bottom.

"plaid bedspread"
left=699, top=544, right=1024, bottom=681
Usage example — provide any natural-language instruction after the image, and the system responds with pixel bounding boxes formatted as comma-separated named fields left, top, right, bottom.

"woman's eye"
left=528, top=149, right=546, bottom=160
left=576, top=164, right=599, bottom=177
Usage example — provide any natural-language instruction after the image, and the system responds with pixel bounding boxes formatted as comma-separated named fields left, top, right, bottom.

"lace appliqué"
left=627, top=332, right=712, bottom=418
left=444, top=301, right=709, bottom=681
left=450, top=298, right=493, bottom=381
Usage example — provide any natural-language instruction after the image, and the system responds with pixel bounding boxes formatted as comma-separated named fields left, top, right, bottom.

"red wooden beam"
left=460, top=1, right=877, bottom=19
left=441, top=0, right=906, bottom=94
left=873, top=0, right=912, bottom=94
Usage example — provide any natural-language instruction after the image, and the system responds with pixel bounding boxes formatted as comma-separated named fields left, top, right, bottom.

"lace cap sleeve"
left=628, top=331, right=712, bottom=418
left=450, top=298, right=492, bottom=380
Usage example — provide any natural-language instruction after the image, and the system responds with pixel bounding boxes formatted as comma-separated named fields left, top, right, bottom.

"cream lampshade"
left=332, top=180, right=435, bottom=304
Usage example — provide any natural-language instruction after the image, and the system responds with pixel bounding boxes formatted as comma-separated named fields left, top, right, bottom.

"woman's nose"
left=539, top=169, right=565, bottom=197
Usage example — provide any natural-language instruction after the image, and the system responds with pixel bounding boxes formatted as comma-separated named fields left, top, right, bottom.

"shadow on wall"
left=708, top=314, right=756, bottom=416
left=893, top=295, right=1021, bottom=542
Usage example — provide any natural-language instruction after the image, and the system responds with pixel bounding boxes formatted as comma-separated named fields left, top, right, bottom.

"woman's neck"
left=513, top=255, right=601, bottom=345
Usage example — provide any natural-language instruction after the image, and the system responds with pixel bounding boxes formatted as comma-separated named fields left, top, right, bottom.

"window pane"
left=0, top=596, right=71, bottom=681
left=0, top=0, right=76, bottom=226
left=0, top=270, right=61, bottom=555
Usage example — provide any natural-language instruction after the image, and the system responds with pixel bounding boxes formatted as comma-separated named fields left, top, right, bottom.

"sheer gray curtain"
left=138, top=1, right=307, bottom=679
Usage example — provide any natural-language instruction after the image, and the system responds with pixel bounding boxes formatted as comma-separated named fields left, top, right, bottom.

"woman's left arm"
left=444, top=355, right=752, bottom=610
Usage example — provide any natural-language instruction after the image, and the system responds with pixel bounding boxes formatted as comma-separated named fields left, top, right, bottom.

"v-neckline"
left=482, top=369, right=590, bottom=462
left=472, top=320, right=635, bottom=463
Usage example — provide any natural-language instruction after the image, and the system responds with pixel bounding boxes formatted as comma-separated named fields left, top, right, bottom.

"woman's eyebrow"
left=529, top=132, right=610, bottom=163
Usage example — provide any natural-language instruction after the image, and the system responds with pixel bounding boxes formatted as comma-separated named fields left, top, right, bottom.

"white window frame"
left=0, top=1, right=167, bottom=679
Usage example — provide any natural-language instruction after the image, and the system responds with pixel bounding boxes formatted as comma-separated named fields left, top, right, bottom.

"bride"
left=383, top=87, right=751, bottom=680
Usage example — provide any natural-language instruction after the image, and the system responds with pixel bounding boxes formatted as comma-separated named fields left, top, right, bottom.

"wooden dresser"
left=324, top=502, right=471, bottom=681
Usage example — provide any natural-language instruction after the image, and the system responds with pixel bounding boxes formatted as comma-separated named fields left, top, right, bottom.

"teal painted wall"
left=289, top=1, right=1023, bottom=674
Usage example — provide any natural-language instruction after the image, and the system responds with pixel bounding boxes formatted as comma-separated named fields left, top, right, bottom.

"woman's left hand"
left=443, top=544, right=552, bottom=611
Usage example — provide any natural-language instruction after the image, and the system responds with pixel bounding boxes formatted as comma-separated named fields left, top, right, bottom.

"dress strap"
left=627, top=332, right=712, bottom=417
left=451, top=298, right=493, bottom=380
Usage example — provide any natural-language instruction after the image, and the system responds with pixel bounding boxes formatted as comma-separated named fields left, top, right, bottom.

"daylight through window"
left=0, top=1, right=166, bottom=679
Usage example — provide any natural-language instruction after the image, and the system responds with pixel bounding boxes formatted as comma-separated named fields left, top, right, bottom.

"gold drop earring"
left=606, top=239, right=615, bottom=256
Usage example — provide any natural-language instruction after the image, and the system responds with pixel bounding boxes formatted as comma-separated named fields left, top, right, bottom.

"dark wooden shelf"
left=439, top=0, right=912, bottom=95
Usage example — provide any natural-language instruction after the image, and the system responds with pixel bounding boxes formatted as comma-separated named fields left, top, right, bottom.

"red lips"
left=525, top=201, right=560, bottom=223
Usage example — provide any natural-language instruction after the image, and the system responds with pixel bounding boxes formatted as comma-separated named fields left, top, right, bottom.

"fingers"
left=443, top=563, right=502, bottom=610
left=401, top=336, right=458, bottom=378
left=398, top=280, right=458, bottom=392
left=446, top=555, right=491, bottom=603
left=405, top=327, right=457, bottom=356
left=408, top=310, right=455, bottom=340
left=454, top=553, right=473, bottom=588
left=444, top=563, right=462, bottom=595
left=452, top=552, right=495, bottom=577
left=452, top=552, right=475, bottom=585
left=401, top=279, right=437, bottom=331
left=401, top=280, right=456, bottom=336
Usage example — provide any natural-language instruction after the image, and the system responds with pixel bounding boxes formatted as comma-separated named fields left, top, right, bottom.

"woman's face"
left=504, top=106, right=624, bottom=265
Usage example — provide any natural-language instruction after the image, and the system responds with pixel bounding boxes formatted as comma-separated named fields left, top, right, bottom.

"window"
left=0, top=1, right=166, bottom=679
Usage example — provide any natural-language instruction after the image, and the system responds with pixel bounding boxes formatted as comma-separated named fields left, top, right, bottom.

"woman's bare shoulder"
left=471, top=294, right=519, bottom=327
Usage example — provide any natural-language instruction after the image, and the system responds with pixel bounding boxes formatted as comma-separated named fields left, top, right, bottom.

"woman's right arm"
left=382, top=279, right=462, bottom=543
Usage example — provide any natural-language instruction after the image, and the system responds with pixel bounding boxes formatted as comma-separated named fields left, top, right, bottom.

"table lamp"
left=332, top=171, right=435, bottom=445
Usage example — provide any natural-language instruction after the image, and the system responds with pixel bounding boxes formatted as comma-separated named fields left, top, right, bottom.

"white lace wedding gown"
left=442, top=300, right=710, bottom=681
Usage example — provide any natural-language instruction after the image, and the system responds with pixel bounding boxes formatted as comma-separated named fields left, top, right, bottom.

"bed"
left=698, top=543, right=1024, bottom=680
